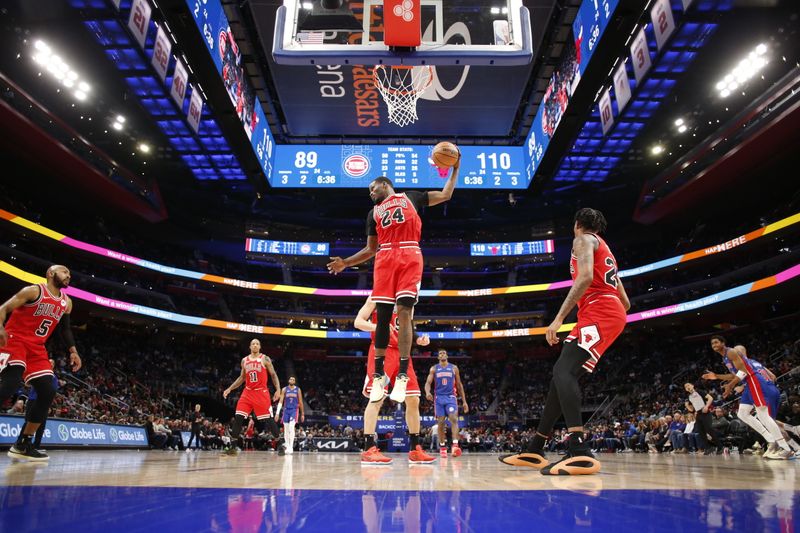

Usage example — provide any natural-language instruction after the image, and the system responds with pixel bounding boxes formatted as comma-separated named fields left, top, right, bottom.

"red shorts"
left=371, top=246, right=423, bottom=304
left=362, top=345, right=420, bottom=398
left=235, top=388, right=272, bottom=420
left=0, top=332, right=54, bottom=383
left=564, top=295, right=627, bottom=373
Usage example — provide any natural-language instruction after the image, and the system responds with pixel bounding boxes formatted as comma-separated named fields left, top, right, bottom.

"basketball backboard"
left=272, top=0, right=532, bottom=65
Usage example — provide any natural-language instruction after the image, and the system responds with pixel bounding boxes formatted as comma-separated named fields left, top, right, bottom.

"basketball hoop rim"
left=373, top=64, right=434, bottom=96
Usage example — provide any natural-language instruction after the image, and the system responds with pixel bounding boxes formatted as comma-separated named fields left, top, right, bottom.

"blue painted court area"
left=1, top=485, right=796, bottom=532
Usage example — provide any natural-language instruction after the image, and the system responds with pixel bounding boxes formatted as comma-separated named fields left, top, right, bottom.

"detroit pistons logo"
left=300, top=244, right=311, bottom=254
left=343, top=154, right=370, bottom=178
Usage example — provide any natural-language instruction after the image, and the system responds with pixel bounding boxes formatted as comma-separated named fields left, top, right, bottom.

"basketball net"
left=373, top=65, right=434, bottom=127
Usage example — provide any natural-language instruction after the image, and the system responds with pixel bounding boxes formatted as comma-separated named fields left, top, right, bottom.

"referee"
left=684, top=382, right=722, bottom=455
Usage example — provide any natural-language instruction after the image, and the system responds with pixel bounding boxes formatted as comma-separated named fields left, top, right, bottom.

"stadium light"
left=715, top=43, right=768, bottom=98
left=31, top=39, right=91, bottom=102
left=651, top=145, right=664, bottom=155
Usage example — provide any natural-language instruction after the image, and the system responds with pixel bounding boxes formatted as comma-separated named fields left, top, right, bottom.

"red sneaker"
left=451, top=445, right=462, bottom=458
left=409, top=445, right=437, bottom=464
left=361, top=446, right=393, bottom=465
left=439, top=447, right=448, bottom=458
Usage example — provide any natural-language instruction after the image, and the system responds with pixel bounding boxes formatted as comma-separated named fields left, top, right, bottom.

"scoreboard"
left=246, top=239, right=329, bottom=256
left=270, top=145, right=526, bottom=189
left=470, top=240, right=555, bottom=257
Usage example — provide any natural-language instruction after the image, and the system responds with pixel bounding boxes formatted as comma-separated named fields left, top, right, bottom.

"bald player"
left=0, top=265, right=82, bottom=461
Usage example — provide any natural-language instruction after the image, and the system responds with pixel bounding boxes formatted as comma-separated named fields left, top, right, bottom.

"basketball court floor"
left=1, top=450, right=797, bottom=531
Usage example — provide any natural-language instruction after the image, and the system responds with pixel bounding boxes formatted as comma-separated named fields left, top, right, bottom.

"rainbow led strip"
left=1, top=209, right=797, bottom=297
left=1, top=260, right=797, bottom=340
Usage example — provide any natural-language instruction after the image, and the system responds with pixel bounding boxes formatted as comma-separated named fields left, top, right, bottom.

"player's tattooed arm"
left=265, top=357, right=281, bottom=402
left=0, top=285, right=40, bottom=345
left=545, top=235, right=596, bottom=345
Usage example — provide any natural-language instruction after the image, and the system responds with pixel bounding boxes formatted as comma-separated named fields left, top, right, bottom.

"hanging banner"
left=151, top=26, right=172, bottom=82
left=127, top=0, right=152, bottom=49
left=599, top=88, right=614, bottom=135
left=613, top=61, right=632, bottom=113
left=170, top=58, right=188, bottom=108
left=631, top=27, right=652, bottom=83
left=187, top=85, right=203, bottom=133
left=651, top=0, right=676, bottom=51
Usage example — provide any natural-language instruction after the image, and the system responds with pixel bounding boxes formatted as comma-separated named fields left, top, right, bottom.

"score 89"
left=294, top=151, right=318, bottom=168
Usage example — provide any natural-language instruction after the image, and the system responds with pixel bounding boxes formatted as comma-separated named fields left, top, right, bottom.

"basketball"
left=432, top=142, right=460, bottom=168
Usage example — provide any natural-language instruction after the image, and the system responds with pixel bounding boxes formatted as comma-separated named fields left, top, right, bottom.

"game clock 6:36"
left=270, top=145, right=527, bottom=189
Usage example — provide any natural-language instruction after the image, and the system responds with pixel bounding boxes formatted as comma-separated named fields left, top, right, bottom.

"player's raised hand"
left=69, top=351, right=82, bottom=372
left=327, top=257, right=346, bottom=275
left=545, top=318, right=562, bottom=346
left=701, top=370, right=717, bottom=380
left=417, top=334, right=430, bottom=346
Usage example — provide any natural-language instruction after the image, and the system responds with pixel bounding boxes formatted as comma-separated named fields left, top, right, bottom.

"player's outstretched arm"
left=427, top=152, right=460, bottom=207
left=424, top=366, right=435, bottom=401
left=265, top=357, right=282, bottom=402
left=298, top=388, right=305, bottom=423
left=354, top=297, right=377, bottom=332
left=617, top=278, right=631, bottom=311
left=0, top=285, right=40, bottom=345
left=223, top=365, right=245, bottom=398
left=328, top=236, right=378, bottom=274
left=58, top=298, right=82, bottom=371
left=454, top=366, right=468, bottom=413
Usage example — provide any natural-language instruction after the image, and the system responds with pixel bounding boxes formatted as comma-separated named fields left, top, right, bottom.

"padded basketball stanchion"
left=384, top=0, right=421, bottom=48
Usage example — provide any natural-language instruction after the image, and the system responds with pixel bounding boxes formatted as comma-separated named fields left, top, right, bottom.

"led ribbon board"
left=184, top=0, right=276, bottom=180
left=1, top=261, right=797, bottom=340
left=1, top=209, right=797, bottom=297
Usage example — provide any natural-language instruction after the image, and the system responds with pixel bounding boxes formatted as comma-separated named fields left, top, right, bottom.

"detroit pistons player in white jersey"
left=223, top=339, right=283, bottom=455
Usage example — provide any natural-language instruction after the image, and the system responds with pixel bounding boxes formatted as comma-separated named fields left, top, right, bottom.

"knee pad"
left=0, top=365, right=25, bottom=399
left=26, top=376, right=57, bottom=423
left=374, top=303, right=393, bottom=350
left=553, top=342, right=590, bottom=381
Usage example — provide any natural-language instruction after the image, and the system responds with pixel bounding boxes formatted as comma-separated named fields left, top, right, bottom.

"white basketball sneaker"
left=389, top=374, right=409, bottom=403
left=369, top=375, right=387, bottom=402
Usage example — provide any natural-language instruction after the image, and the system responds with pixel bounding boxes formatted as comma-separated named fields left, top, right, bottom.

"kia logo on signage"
left=343, top=154, right=370, bottom=178
left=58, top=424, right=69, bottom=441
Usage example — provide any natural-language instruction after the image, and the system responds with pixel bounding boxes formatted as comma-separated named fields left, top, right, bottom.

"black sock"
left=374, top=357, right=384, bottom=377
left=366, top=434, right=376, bottom=449
left=527, top=433, right=546, bottom=453
left=409, top=433, right=419, bottom=448
left=16, top=434, right=31, bottom=446
left=398, top=357, right=409, bottom=376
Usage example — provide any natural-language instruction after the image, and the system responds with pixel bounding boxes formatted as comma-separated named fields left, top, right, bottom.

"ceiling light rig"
left=32, top=39, right=91, bottom=102
left=715, top=43, right=769, bottom=98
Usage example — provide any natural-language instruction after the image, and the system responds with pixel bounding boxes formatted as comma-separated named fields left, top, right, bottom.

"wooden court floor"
left=2, top=449, right=797, bottom=491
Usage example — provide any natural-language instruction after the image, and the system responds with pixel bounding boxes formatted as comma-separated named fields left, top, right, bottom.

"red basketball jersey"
left=569, top=233, right=620, bottom=308
left=369, top=308, right=399, bottom=349
left=242, top=355, right=269, bottom=391
left=373, top=193, right=423, bottom=245
left=4, top=283, right=68, bottom=344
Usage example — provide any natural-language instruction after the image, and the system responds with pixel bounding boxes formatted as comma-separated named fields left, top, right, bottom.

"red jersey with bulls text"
left=367, top=192, right=427, bottom=245
left=5, top=284, right=68, bottom=344
left=569, top=233, right=620, bottom=309
left=369, top=308, right=399, bottom=348
left=242, top=355, right=269, bottom=391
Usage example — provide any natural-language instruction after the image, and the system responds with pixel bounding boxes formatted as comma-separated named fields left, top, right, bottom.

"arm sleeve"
left=59, top=313, right=76, bottom=350
left=406, top=191, right=428, bottom=212
left=366, top=208, right=377, bottom=236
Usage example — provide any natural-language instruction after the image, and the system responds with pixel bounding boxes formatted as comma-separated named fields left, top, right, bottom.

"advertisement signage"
left=0, top=415, right=148, bottom=447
